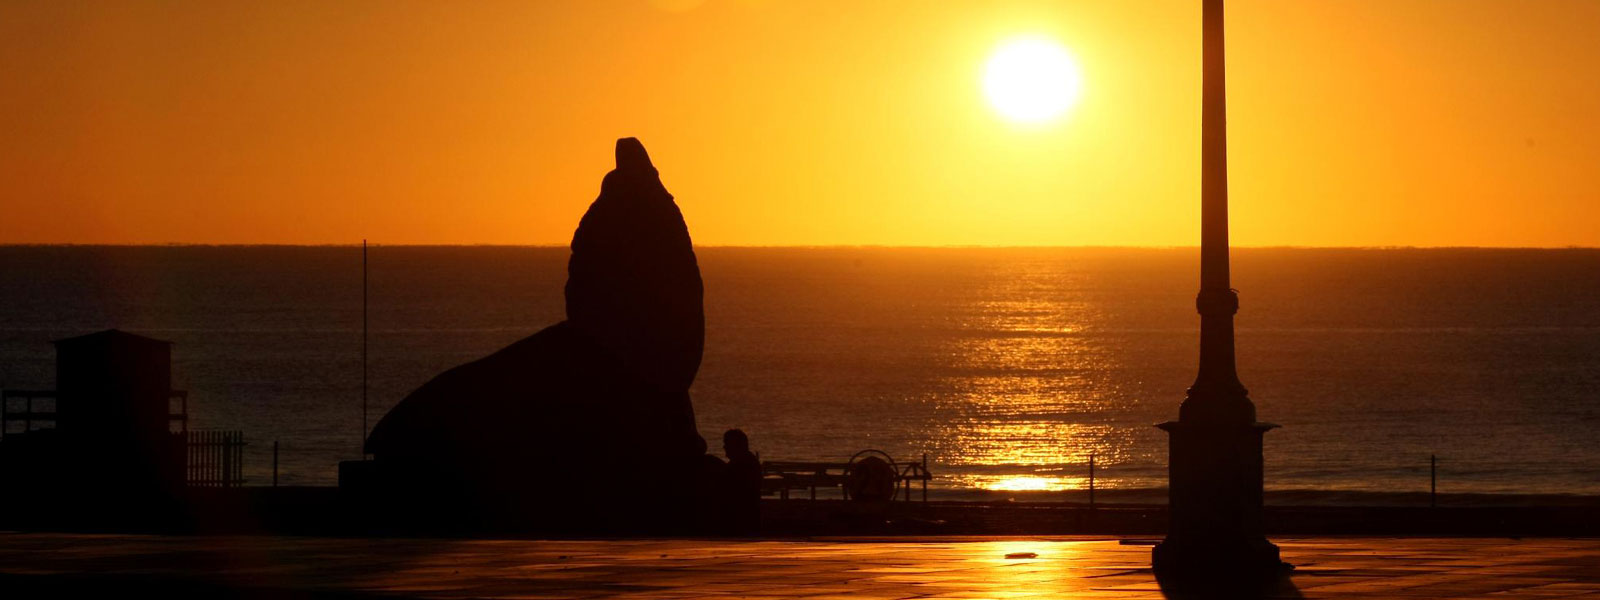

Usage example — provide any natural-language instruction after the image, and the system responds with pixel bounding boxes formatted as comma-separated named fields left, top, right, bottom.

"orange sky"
left=2, top=0, right=1598, bottom=246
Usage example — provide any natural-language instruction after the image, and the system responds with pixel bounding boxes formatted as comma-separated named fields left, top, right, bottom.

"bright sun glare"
left=983, top=37, right=1084, bottom=124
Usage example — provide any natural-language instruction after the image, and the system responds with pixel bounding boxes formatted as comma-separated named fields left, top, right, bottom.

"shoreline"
left=7, top=486, right=1599, bottom=538
left=922, top=486, right=1600, bottom=508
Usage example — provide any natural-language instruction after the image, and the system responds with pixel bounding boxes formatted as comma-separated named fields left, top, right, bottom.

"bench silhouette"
left=760, top=450, right=931, bottom=501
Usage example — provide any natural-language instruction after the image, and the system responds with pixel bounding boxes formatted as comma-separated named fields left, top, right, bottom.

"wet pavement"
left=1, top=533, right=1597, bottom=598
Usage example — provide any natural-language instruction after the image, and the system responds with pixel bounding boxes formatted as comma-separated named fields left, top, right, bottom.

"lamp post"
left=1151, top=0, right=1282, bottom=578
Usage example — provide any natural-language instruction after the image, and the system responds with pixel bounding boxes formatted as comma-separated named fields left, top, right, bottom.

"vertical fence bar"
left=921, top=454, right=929, bottom=502
left=1089, top=453, right=1096, bottom=508
left=236, top=432, right=244, bottom=486
left=1430, top=454, right=1437, bottom=508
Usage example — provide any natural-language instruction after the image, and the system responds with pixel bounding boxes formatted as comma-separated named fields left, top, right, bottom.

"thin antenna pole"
left=362, top=239, right=368, bottom=458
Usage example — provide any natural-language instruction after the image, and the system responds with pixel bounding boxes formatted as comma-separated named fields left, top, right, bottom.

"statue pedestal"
left=1153, top=420, right=1282, bottom=577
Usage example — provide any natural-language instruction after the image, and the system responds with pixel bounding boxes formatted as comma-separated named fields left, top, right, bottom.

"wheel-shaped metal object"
left=845, top=449, right=898, bottom=502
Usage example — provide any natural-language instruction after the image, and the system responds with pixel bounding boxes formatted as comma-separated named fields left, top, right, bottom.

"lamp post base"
left=1153, top=532, right=1284, bottom=579
left=1153, top=420, right=1283, bottom=580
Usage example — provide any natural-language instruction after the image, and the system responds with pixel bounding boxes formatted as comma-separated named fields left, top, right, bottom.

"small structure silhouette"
left=0, top=330, right=242, bottom=526
left=1, top=330, right=187, bottom=490
left=352, top=138, right=721, bottom=533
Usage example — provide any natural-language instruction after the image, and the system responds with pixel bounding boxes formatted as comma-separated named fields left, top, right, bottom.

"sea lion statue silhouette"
left=363, top=138, right=710, bottom=532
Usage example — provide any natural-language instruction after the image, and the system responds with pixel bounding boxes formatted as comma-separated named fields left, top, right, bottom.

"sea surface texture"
left=1, top=246, right=1596, bottom=499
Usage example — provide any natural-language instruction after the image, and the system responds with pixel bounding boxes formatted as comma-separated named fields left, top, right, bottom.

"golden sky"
left=2, top=0, right=1598, bottom=246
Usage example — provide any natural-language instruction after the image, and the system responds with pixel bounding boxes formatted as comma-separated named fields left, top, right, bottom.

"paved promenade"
left=1, top=532, right=1597, bottom=598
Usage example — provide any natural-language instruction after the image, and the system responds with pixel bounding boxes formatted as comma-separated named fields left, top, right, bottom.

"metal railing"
left=1, top=390, right=57, bottom=438
left=1, top=389, right=188, bottom=439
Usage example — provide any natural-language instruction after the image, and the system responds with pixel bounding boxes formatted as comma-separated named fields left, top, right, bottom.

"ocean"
left=2, top=246, right=1597, bottom=500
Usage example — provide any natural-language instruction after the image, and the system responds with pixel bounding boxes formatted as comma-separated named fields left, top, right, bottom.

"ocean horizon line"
left=3, top=243, right=1599, bottom=251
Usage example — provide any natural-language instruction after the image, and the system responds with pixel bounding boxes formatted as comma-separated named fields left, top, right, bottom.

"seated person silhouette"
left=723, top=429, right=761, bottom=533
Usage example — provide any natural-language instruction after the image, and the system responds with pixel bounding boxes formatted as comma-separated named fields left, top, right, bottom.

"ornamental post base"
left=1153, top=420, right=1284, bottom=581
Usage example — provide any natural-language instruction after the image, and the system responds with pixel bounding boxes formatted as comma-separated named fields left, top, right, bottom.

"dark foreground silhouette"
left=352, top=138, right=743, bottom=533
left=0, top=330, right=212, bottom=529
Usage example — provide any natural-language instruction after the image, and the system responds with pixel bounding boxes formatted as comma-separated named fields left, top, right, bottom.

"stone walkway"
left=1, top=533, right=1597, bottom=598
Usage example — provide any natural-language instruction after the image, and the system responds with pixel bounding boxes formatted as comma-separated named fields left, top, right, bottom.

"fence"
left=1074, top=453, right=1451, bottom=507
left=186, top=430, right=246, bottom=488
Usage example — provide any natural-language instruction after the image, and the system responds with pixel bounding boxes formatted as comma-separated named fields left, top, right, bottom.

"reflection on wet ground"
left=1, top=533, right=1597, bottom=598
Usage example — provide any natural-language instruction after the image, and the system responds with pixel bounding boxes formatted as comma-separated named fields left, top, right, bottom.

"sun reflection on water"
left=983, top=475, right=1071, bottom=492
left=914, top=258, right=1164, bottom=491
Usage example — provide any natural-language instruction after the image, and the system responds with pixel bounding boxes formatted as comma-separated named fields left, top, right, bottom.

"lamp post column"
left=1152, top=0, right=1282, bottom=578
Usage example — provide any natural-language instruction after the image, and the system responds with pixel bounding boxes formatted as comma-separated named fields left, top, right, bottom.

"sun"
left=983, top=36, right=1084, bottom=124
